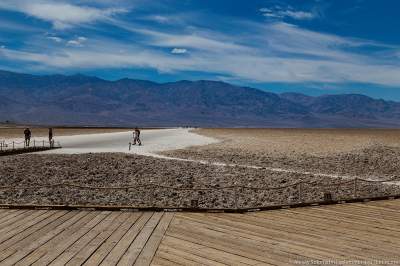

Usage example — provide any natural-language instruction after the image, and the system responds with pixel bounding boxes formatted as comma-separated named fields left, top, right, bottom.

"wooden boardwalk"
left=0, top=200, right=399, bottom=265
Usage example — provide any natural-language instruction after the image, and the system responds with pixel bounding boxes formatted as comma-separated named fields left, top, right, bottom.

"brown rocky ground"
left=1, top=153, right=399, bottom=208
left=163, top=128, right=400, bottom=179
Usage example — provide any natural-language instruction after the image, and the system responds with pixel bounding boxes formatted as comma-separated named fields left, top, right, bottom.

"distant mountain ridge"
left=1, top=70, right=400, bottom=127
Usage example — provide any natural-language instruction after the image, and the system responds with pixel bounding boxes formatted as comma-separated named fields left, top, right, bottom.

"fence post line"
left=298, top=182, right=303, bottom=203
left=150, top=183, right=154, bottom=208
left=234, top=184, right=239, bottom=210
left=353, top=178, right=358, bottom=198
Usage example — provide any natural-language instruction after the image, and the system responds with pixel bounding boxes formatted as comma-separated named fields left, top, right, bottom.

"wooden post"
left=353, top=178, right=358, bottom=198
left=234, top=184, right=239, bottom=209
left=150, top=182, right=154, bottom=208
left=33, top=140, right=36, bottom=147
left=129, top=142, right=131, bottom=151
left=12, top=141, right=14, bottom=150
left=298, top=182, right=303, bottom=203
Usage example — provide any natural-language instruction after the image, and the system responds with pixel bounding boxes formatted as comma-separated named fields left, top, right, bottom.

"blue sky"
left=1, top=0, right=400, bottom=100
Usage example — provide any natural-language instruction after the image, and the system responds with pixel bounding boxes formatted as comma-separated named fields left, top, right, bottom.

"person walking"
left=133, top=127, right=142, bottom=146
left=24, top=128, right=31, bottom=147
left=48, top=128, right=53, bottom=147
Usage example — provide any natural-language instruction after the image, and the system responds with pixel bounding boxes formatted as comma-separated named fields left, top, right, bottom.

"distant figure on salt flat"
left=133, top=127, right=142, bottom=146
left=24, top=128, right=31, bottom=147
left=48, top=128, right=53, bottom=147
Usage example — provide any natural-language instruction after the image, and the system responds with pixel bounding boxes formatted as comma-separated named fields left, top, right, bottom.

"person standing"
left=133, top=127, right=142, bottom=146
left=24, top=128, right=31, bottom=147
left=48, top=128, right=53, bottom=147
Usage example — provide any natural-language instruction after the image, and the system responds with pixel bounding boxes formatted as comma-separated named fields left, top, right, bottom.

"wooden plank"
left=156, top=235, right=261, bottom=266
left=31, top=211, right=111, bottom=266
left=13, top=211, right=93, bottom=266
left=52, top=212, right=121, bottom=265
left=134, top=213, right=174, bottom=266
left=100, top=212, right=153, bottom=266
left=0, top=211, right=68, bottom=262
left=0, top=210, right=31, bottom=227
left=259, top=211, right=400, bottom=256
left=284, top=207, right=400, bottom=232
left=176, top=213, right=368, bottom=261
left=285, top=208, right=400, bottom=238
left=173, top=212, right=391, bottom=263
left=0, top=210, right=38, bottom=230
left=117, top=212, right=164, bottom=266
left=0, top=210, right=52, bottom=245
left=0, top=211, right=78, bottom=265
left=0, top=211, right=68, bottom=250
left=166, top=217, right=301, bottom=265
left=83, top=212, right=142, bottom=266
left=352, top=202, right=400, bottom=214
left=155, top=247, right=226, bottom=266
left=371, top=200, right=400, bottom=207
left=212, top=212, right=399, bottom=260
left=176, top=214, right=338, bottom=262
left=0, top=209, right=15, bottom=220
left=66, top=212, right=131, bottom=266
left=324, top=204, right=400, bottom=222
left=151, top=256, right=184, bottom=266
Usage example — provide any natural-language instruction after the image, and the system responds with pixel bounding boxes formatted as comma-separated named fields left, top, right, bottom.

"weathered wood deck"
left=0, top=199, right=399, bottom=265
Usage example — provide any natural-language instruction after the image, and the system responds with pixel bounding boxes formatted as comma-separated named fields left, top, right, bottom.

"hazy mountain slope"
left=1, top=70, right=400, bottom=127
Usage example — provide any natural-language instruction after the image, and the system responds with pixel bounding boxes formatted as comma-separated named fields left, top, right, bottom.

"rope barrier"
left=0, top=171, right=398, bottom=210
left=0, top=176, right=397, bottom=192
left=0, top=138, right=61, bottom=153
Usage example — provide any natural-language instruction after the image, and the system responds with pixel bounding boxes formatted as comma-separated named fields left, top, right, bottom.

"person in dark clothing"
left=24, top=128, right=31, bottom=147
left=48, top=128, right=53, bottom=147
left=133, top=127, right=142, bottom=146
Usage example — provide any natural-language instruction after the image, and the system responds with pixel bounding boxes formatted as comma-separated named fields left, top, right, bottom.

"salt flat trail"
left=41, top=128, right=219, bottom=155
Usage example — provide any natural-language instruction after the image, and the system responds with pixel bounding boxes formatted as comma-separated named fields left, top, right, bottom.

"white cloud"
left=126, top=27, right=248, bottom=53
left=0, top=0, right=127, bottom=29
left=260, top=6, right=315, bottom=20
left=171, top=48, right=187, bottom=54
left=47, top=36, right=63, bottom=43
left=67, top=36, right=87, bottom=46
left=147, top=15, right=170, bottom=24
left=77, top=36, right=87, bottom=42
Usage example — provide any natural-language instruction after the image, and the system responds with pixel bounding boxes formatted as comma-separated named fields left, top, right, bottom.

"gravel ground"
left=1, top=152, right=399, bottom=208
left=164, top=145, right=400, bottom=180
left=163, top=129, right=400, bottom=179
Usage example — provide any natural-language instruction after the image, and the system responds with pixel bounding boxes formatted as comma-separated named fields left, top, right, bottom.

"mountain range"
left=1, top=70, right=400, bottom=127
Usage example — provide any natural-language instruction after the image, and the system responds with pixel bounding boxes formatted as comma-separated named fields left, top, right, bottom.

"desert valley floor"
left=1, top=128, right=400, bottom=208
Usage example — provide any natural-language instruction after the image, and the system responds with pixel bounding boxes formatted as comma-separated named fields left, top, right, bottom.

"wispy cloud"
left=171, top=48, right=187, bottom=54
left=67, top=36, right=87, bottom=46
left=47, top=36, right=63, bottom=43
left=260, top=5, right=316, bottom=20
left=0, top=0, right=127, bottom=29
